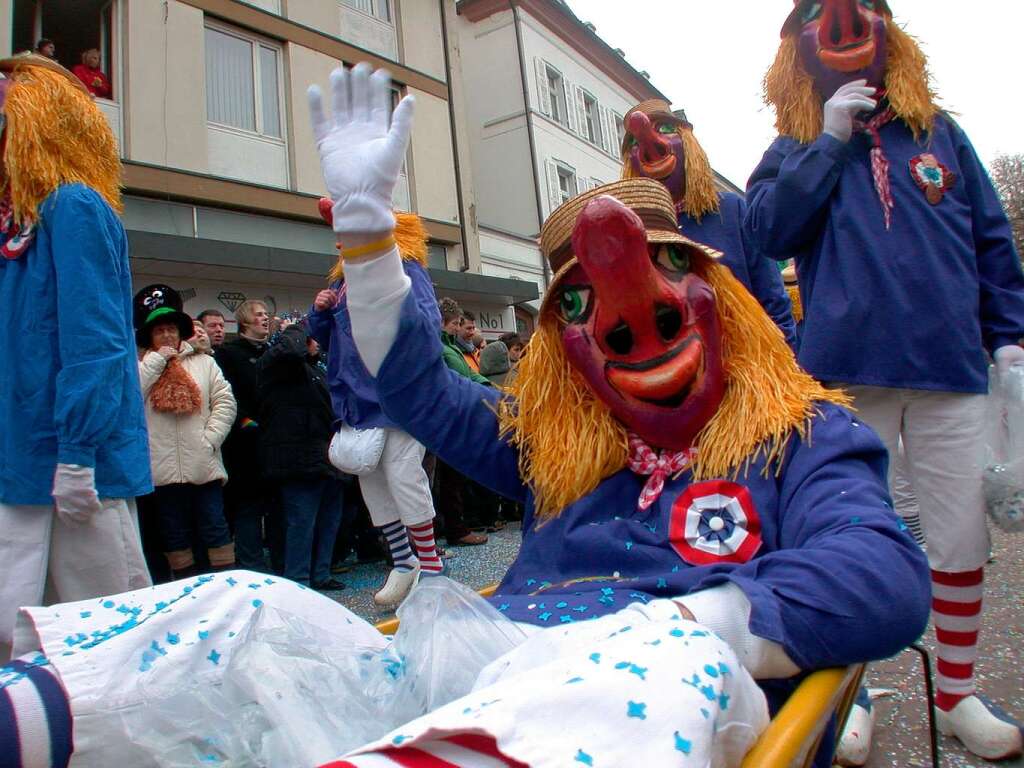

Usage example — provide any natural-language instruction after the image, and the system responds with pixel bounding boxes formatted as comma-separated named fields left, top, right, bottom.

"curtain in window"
left=342, top=0, right=374, bottom=15
left=259, top=45, right=281, bottom=138
left=205, top=27, right=255, bottom=131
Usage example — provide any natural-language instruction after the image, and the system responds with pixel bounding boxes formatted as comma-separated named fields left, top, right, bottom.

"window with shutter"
left=545, top=159, right=562, bottom=216
left=563, top=79, right=578, bottom=133
left=574, top=86, right=589, bottom=139
left=534, top=58, right=552, bottom=117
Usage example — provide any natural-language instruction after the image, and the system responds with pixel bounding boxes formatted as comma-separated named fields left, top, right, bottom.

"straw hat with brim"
left=539, top=178, right=721, bottom=317
left=620, top=98, right=691, bottom=156
left=781, top=0, right=891, bottom=37
left=136, top=306, right=195, bottom=349
left=0, top=52, right=89, bottom=95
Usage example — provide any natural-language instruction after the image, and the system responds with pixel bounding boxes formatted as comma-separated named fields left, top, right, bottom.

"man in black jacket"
left=215, top=299, right=274, bottom=571
left=256, top=322, right=346, bottom=589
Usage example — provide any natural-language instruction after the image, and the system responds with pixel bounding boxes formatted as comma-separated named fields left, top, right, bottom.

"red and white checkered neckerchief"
left=627, top=432, right=695, bottom=511
left=0, top=193, right=35, bottom=260
left=854, top=100, right=896, bottom=231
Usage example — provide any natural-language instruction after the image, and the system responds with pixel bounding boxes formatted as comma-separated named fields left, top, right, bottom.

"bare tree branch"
left=991, top=153, right=1024, bottom=262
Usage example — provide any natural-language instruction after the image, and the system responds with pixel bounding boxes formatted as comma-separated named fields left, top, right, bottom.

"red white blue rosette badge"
left=909, top=153, right=956, bottom=205
left=669, top=480, right=763, bottom=565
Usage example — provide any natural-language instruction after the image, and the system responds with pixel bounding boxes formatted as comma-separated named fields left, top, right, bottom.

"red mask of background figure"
left=796, top=0, right=888, bottom=98
left=556, top=196, right=724, bottom=450
left=626, top=112, right=687, bottom=209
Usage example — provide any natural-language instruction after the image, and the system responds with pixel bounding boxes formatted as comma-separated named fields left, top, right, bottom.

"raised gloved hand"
left=823, top=79, right=878, bottom=143
left=52, top=463, right=102, bottom=526
left=994, top=344, right=1024, bottom=376
left=307, top=63, right=415, bottom=239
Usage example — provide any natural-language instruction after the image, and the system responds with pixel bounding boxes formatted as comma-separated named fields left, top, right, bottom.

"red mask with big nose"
left=626, top=111, right=687, bottom=208
left=792, top=0, right=889, bottom=96
left=557, top=196, right=725, bottom=450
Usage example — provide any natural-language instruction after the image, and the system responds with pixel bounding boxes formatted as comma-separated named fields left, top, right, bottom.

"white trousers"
left=0, top=499, right=151, bottom=658
left=844, top=385, right=990, bottom=571
left=358, top=429, right=435, bottom=528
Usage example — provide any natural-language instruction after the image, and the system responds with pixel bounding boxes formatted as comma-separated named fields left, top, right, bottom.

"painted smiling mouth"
left=818, top=38, right=876, bottom=72
left=638, top=152, right=677, bottom=180
left=605, top=333, right=704, bottom=408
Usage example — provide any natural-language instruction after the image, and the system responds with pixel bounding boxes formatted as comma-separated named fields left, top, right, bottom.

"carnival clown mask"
left=784, top=0, right=891, bottom=98
left=622, top=101, right=688, bottom=208
left=540, top=179, right=725, bottom=451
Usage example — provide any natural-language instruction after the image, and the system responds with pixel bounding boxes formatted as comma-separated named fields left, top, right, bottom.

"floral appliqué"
left=909, top=153, right=956, bottom=205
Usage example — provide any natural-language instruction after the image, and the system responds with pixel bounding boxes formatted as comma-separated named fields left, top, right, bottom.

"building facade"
left=1, top=0, right=536, bottom=334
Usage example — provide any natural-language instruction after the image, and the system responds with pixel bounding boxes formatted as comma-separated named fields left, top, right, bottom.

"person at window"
left=215, top=299, right=275, bottom=572
left=135, top=285, right=237, bottom=580
left=256, top=319, right=346, bottom=590
left=197, top=309, right=227, bottom=349
left=71, top=48, right=111, bottom=99
left=34, top=39, right=55, bottom=59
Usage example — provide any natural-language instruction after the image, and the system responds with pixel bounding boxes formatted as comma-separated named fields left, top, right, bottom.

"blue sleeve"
left=745, top=134, right=849, bottom=258
left=731, top=196, right=798, bottom=349
left=405, top=261, right=442, bottom=328
left=306, top=306, right=333, bottom=351
left=376, top=292, right=527, bottom=502
left=691, top=407, right=931, bottom=669
left=953, top=125, right=1024, bottom=353
left=47, top=187, right=132, bottom=467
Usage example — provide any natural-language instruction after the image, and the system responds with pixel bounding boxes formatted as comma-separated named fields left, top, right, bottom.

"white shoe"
left=834, top=695, right=874, bottom=766
left=935, top=695, right=1023, bottom=761
left=373, top=563, right=420, bottom=607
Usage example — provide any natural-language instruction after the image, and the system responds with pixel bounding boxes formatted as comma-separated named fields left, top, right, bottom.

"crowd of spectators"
left=32, top=38, right=112, bottom=98
left=131, top=285, right=529, bottom=595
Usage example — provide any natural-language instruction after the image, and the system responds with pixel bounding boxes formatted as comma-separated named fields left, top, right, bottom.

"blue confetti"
left=674, top=731, right=692, bottom=754
left=656, top=578, right=667, bottom=589
left=199, top=630, right=210, bottom=640
left=704, top=664, right=719, bottom=678
left=560, top=615, right=574, bottom=624
left=151, top=640, right=167, bottom=656
left=599, top=595, right=615, bottom=605
left=540, top=581, right=551, bottom=588
left=691, top=630, right=708, bottom=637
left=573, top=605, right=588, bottom=612
left=252, top=599, right=264, bottom=608
left=183, top=586, right=192, bottom=594
left=645, top=523, right=657, bottom=533
left=538, top=612, right=552, bottom=621
left=719, top=692, right=730, bottom=710
left=645, top=639, right=662, bottom=647
left=700, top=707, right=710, bottom=719
left=601, top=587, right=615, bottom=596
left=565, top=676, right=584, bottom=684
left=155, top=602, right=167, bottom=611
left=627, top=700, right=647, bottom=719
left=539, top=603, right=547, bottom=609
left=671, top=565, right=680, bottom=573
left=102, top=600, right=114, bottom=609
left=629, top=664, right=647, bottom=680
left=166, top=633, right=180, bottom=645
left=226, top=577, right=237, bottom=586
left=498, top=603, right=509, bottom=612
left=556, top=601, right=568, bottom=608
left=700, top=684, right=717, bottom=701
left=248, top=583, right=261, bottom=590
left=625, top=541, right=633, bottom=550
left=526, top=579, right=537, bottom=586
left=207, top=650, right=221, bottom=665
left=614, top=661, right=630, bottom=670
left=850, top=516, right=862, bottom=524
left=264, top=578, right=274, bottom=585
left=669, top=628, right=685, bottom=638
left=79, top=611, right=91, bottom=619
left=142, top=649, right=156, bottom=664
left=574, top=749, right=593, bottom=766
left=392, top=735, right=410, bottom=745
left=718, top=662, right=730, bottom=675
left=589, top=652, right=601, bottom=664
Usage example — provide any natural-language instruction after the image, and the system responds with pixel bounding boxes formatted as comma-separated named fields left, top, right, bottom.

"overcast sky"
left=564, top=0, right=1023, bottom=188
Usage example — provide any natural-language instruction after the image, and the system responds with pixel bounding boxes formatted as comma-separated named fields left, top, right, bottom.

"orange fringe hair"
left=3, top=66, right=122, bottom=222
left=786, top=284, right=803, bottom=323
left=620, top=127, right=720, bottom=221
left=764, top=18, right=940, bottom=143
left=499, top=257, right=849, bottom=520
left=328, top=211, right=429, bottom=283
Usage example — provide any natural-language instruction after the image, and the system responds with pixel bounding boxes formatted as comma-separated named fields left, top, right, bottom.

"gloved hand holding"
left=822, top=79, right=878, bottom=143
left=994, top=344, right=1024, bottom=376
left=307, top=62, right=415, bottom=241
left=52, top=463, right=102, bottom=526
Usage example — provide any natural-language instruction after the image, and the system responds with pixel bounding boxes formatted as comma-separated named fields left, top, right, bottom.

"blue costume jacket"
left=745, top=115, right=1024, bottom=393
left=307, top=260, right=440, bottom=430
left=373, top=290, right=931, bottom=765
left=0, top=184, right=151, bottom=505
left=683, top=193, right=797, bottom=349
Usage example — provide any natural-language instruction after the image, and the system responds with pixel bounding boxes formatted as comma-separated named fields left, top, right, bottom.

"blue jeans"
left=153, top=481, right=231, bottom=553
left=280, top=476, right=345, bottom=586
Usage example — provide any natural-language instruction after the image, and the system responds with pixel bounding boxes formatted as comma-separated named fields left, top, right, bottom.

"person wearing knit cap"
left=620, top=100, right=796, bottom=350
left=746, top=1, right=1024, bottom=762
left=0, top=54, right=152, bottom=670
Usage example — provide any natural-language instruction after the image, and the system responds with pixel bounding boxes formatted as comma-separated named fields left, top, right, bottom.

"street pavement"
left=325, top=522, right=1023, bottom=766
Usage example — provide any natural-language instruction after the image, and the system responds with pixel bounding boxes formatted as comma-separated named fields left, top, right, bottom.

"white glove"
left=822, top=79, right=878, bottom=143
left=307, top=62, right=415, bottom=238
left=994, top=344, right=1024, bottom=376
left=52, top=463, right=102, bottom=526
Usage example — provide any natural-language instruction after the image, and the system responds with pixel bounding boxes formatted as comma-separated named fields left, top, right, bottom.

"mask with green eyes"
left=623, top=108, right=688, bottom=211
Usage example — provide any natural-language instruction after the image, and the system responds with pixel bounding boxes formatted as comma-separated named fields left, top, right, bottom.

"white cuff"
left=677, top=583, right=801, bottom=679
left=343, top=246, right=412, bottom=376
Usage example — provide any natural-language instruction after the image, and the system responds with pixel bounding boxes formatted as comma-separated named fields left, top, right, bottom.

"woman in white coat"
left=137, top=297, right=237, bottom=579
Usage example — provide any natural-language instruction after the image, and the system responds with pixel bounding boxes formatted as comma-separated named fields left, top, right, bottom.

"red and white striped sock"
left=408, top=521, right=444, bottom=574
left=932, top=567, right=983, bottom=712
left=322, top=733, right=528, bottom=767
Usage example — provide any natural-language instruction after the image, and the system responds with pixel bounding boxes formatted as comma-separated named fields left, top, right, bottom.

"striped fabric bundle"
left=322, top=733, right=527, bottom=767
left=0, top=655, right=72, bottom=768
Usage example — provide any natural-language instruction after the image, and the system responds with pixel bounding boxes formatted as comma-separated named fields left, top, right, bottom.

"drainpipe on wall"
left=439, top=0, right=471, bottom=273
left=510, top=0, right=551, bottom=291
